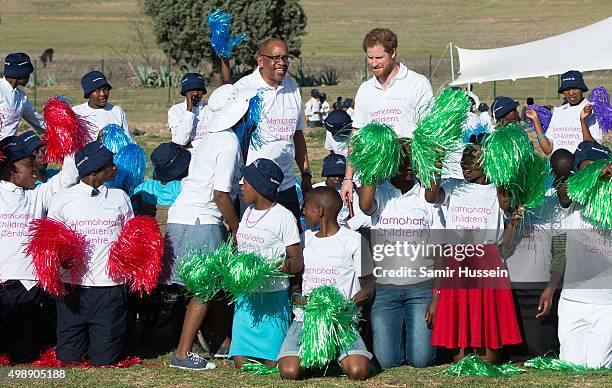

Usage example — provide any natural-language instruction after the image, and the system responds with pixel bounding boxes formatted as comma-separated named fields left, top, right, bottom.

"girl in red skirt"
left=424, top=143, right=522, bottom=363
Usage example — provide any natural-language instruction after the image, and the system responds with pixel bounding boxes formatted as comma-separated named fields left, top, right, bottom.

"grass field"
left=1, top=2, right=612, bottom=386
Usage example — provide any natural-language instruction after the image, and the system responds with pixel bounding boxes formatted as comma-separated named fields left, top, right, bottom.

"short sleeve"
left=213, top=145, right=239, bottom=193
left=279, top=207, right=301, bottom=247
left=352, top=84, right=368, bottom=129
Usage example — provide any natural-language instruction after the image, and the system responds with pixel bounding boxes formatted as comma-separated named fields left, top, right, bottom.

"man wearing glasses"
left=235, top=38, right=312, bottom=224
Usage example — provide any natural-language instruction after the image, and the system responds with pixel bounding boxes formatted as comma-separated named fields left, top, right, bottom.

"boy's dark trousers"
left=56, top=284, right=128, bottom=366
left=0, top=280, right=44, bottom=363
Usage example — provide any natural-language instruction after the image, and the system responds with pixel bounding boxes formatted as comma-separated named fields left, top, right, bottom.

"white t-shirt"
left=479, top=111, right=493, bottom=128
left=547, top=99, right=602, bottom=154
left=372, top=181, right=444, bottom=285
left=168, top=129, right=242, bottom=225
left=236, top=203, right=301, bottom=292
left=561, top=203, right=612, bottom=305
left=353, top=63, right=433, bottom=138
left=304, top=97, right=321, bottom=122
left=47, top=182, right=134, bottom=287
left=324, top=132, right=349, bottom=156
left=295, top=227, right=372, bottom=321
left=72, top=102, right=130, bottom=141
left=167, top=100, right=210, bottom=148
left=235, top=69, right=306, bottom=191
left=442, top=179, right=505, bottom=244
left=346, top=107, right=355, bottom=119
left=0, top=157, right=78, bottom=281
left=0, top=77, right=45, bottom=139
left=320, top=101, right=331, bottom=121
left=505, top=197, right=564, bottom=283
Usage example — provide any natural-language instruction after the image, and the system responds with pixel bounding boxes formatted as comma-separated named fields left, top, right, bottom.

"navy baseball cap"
left=19, top=131, right=43, bottom=154
left=311, top=89, right=320, bottom=97
left=75, top=142, right=114, bottom=177
left=0, top=135, right=32, bottom=163
left=81, top=71, right=112, bottom=98
left=241, top=158, right=284, bottom=201
left=180, top=73, right=207, bottom=96
left=3, top=53, right=34, bottom=79
left=324, top=109, right=352, bottom=137
left=151, top=142, right=191, bottom=182
left=492, top=96, right=520, bottom=120
left=558, top=70, right=588, bottom=94
left=573, top=141, right=611, bottom=170
left=478, top=103, right=489, bottom=112
left=322, top=154, right=346, bottom=177
left=343, top=98, right=353, bottom=109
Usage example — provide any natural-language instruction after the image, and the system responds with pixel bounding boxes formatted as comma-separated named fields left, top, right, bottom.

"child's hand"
left=525, top=109, right=540, bottom=123
left=600, top=163, right=612, bottom=179
left=510, top=205, right=525, bottom=227
left=425, top=293, right=439, bottom=329
left=536, top=286, right=554, bottom=318
left=580, top=104, right=593, bottom=121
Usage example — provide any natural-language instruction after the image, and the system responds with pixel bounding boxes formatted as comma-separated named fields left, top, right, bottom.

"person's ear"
left=317, top=205, right=324, bottom=219
left=256, top=55, right=264, bottom=69
left=389, top=48, right=397, bottom=60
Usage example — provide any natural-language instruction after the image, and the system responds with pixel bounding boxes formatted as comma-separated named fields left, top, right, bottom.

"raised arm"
left=525, top=109, right=553, bottom=155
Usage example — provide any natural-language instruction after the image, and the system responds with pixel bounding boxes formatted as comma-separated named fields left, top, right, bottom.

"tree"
left=143, top=0, right=307, bottom=70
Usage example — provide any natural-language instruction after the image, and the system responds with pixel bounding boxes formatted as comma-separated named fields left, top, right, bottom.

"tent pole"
left=449, top=42, right=455, bottom=82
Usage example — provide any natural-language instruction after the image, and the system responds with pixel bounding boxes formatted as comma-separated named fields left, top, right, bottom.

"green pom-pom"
left=177, top=240, right=233, bottom=302
left=567, top=158, right=612, bottom=228
left=442, top=354, right=524, bottom=377
left=482, top=122, right=534, bottom=186
left=349, top=122, right=404, bottom=186
left=411, top=87, right=470, bottom=188
left=241, top=360, right=279, bottom=375
left=299, top=285, right=359, bottom=368
left=219, top=251, right=288, bottom=301
left=524, top=356, right=610, bottom=371
left=508, top=155, right=551, bottom=209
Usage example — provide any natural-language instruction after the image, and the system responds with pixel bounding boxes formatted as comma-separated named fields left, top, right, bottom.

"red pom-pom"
left=25, top=218, right=88, bottom=297
left=108, top=216, right=163, bottom=295
left=42, top=96, right=92, bottom=163
left=30, top=348, right=141, bottom=368
left=0, top=354, right=10, bottom=365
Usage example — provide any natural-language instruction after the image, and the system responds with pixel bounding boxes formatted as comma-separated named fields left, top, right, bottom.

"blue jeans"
left=371, top=283, right=435, bottom=368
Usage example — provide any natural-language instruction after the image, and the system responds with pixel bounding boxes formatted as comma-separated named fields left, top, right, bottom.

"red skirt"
left=430, top=244, right=522, bottom=349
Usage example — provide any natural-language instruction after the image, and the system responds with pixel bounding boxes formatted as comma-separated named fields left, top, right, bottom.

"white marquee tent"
left=451, top=17, right=612, bottom=85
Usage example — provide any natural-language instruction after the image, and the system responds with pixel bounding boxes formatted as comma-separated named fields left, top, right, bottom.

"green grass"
left=2, top=357, right=611, bottom=387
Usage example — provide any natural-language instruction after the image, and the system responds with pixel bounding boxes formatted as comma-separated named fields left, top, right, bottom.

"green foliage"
left=143, top=0, right=307, bottom=68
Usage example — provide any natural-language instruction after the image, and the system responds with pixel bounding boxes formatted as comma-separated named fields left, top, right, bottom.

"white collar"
left=77, top=181, right=108, bottom=196
left=0, top=77, right=17, bottom=93
left=0, top=180, right=24, bottom=193
left=253, top=68, right=285, bottom=91
left=372, top=63, right=408, bottom=90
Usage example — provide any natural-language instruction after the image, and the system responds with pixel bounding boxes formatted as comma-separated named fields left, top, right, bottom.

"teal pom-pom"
left=207, top=8, right=247, bottom=58
left=102, top=124, right=132, bottom=153
left=108, top=143, right=146, bottom=195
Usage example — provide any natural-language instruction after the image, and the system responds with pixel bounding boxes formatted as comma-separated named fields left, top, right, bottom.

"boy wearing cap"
left=19, top=130, right=59, bottom=183
left=167, top=84, right=256, bottom=370
left=168, top=73, right=210, bottom=149
left=478, top=103, right=492, bottom=127
left=554, top=141, right=612, bottom=368
left=72, top=71, right=130, bottom=141
left=492, top=96, right=521, bottom=125
left=131, top=142, right=190, bottom=235
left=319, top=92, right=330, bottom=121
left=528, top=70, right=602, bottom=155
left=0, top=135, right=78, bottom=363
left=324, top=109, right=352, bottom=157
left=304, top=89, right=321, bottom=128
left=0, top=53, right=45, bottom=140
left=47, top=142, right=133, bottom=366
left=230, top=158, right=303, bottom=369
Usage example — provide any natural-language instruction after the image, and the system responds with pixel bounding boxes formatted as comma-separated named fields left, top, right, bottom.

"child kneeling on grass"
left=229, top=158, right=304, bottom=369
left=278, top=186, right=374, bottom=381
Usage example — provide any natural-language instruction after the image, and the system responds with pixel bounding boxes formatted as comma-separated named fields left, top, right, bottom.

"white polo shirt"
left=353, top=63, right=433, bottom=138
left=547, top=99, right=602, bottom=154
left=72, top=102, right=130, bottom=141
left=236, top=203, right=301, bottom=293
left=234, top=69, right=306, bottom=191
left=372, top=181, right=444, bottom=285
left=168, top=128, right=242, bottom=226
left=167, top=100, right=210, bottom=148
left=0, top=157, right=78, bottom=281
left=304, top=97, right=321, bottom=122
left=561, top=203, right=612, bottom=305
left=48, top=182, right=134, bottom=287
left=0, top=77, right=45, bottom=140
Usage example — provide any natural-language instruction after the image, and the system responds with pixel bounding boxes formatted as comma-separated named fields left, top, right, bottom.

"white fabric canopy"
left=451, top=17, right=612, bottom=85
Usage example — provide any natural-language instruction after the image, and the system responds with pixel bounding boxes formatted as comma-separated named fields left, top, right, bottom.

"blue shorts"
left=277, top=320, right=372, bottom=361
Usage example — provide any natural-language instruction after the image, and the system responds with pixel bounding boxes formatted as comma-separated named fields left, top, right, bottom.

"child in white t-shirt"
left=167, top=73, right=210, bottom=148
left=72, top=71, right=130, bottom=141
left=229, top=158, right=303, bottom=369
left=278, top=186, right=373, bottom=380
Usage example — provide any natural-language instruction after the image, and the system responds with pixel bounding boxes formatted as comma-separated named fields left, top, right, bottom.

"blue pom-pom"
left=108, top=143, right=146, bottom=195
left=207, top=8, right=247, bottom=58
left=245, top=89, right=265, bottom=149
left=102, top=124, right=133, bottom=153
left=463, top=122, right=491, bottom=144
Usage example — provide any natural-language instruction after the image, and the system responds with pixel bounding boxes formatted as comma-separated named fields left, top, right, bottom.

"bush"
left=143, top=0, right=307, bottom=69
